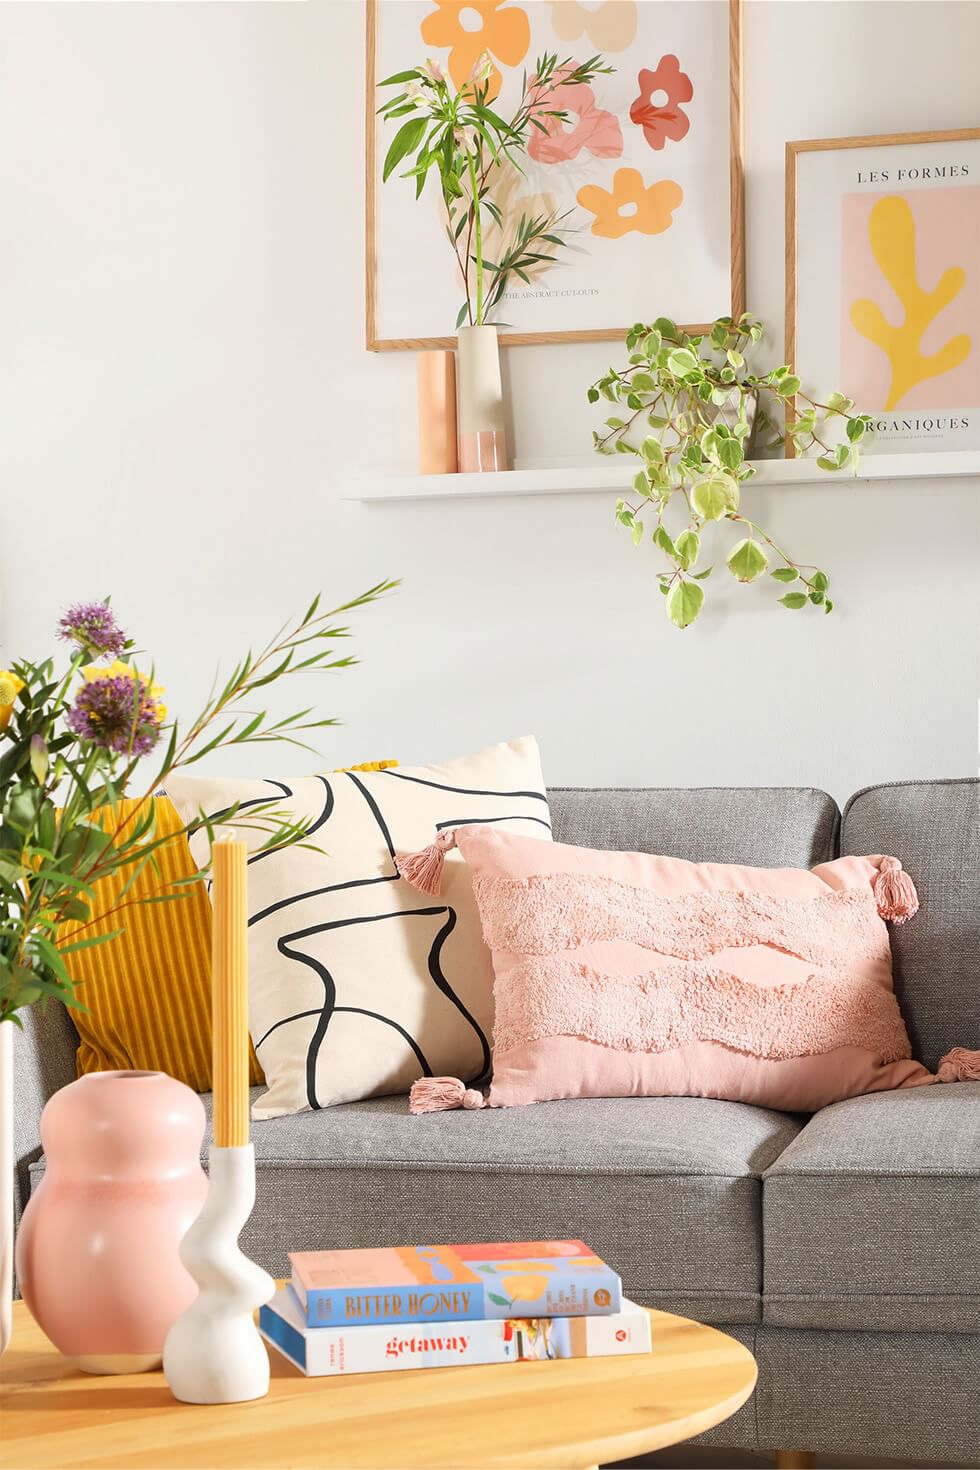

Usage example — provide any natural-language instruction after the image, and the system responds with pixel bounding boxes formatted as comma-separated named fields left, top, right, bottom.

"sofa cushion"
left=30, top=1092, right=801, bottom=1324
left=162, top=1090, right=800, bottom=1324
left=763, top=1081, right=980, bottom=1332
left=549, top=786, right=839, bottom=869
left=841, top=778, right=979, bottom=1071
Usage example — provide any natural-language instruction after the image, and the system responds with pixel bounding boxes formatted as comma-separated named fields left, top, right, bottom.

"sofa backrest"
left=549, top=786, right=840, bottom=869
left=841, top=778, right=979, bottom=1072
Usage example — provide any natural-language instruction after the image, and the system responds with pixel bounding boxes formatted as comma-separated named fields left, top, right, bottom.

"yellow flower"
left=82, top=661, right=167, bottom=724
left=0, top=671, right=25, bottom=732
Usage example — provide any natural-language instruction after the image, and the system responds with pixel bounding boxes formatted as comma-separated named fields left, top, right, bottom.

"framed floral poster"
left=786, top=129, right=980, bottom=455
left=366, top=0, right=743, bottom=350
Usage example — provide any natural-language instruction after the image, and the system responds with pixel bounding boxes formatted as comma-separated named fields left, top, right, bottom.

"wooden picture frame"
left=366, top=0, right=744, bottom=351
left=786, top=129, right=980, bottom=457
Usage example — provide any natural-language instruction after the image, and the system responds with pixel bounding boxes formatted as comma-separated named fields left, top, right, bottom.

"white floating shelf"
left=344, top=450, right=980, bottom=502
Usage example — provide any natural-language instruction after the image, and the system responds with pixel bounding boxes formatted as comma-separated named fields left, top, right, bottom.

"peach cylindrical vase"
left=417, top=350, right=458, bottom=474
left=15, top=1070, right=207, bottom=1373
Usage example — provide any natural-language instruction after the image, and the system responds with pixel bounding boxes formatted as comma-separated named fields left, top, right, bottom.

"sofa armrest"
left=12, top=1001, right=78, bottom=1230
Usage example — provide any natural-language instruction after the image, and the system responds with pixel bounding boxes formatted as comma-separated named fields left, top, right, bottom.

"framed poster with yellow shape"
left=786, top=130, right=980, bottom=456
left=366, top=0, right=744, bottom=350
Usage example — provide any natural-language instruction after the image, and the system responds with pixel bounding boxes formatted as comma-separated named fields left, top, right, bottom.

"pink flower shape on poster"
left=630, top=55, right=693, bottom=151
left=528, top=69, right=623, bottom=165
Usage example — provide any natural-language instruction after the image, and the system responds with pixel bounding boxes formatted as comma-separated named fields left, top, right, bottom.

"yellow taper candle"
left=211, top=835, right=249, bottom=1148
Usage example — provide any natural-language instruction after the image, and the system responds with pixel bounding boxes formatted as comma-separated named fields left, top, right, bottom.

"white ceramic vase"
left=456, top=325, right=508, bottom=473
left=0, top=1020, right=11, bottom=1357
left=163, top=1144, right=275, bottom=1404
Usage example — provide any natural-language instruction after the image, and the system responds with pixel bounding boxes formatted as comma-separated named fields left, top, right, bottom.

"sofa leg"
left=775, top=1455, right=815, bottom=1469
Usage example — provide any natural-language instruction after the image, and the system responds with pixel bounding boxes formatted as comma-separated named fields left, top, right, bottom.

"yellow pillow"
left=65, top=765, right=396, bottom=1089
left=64, top=795, right=261, bottom=1090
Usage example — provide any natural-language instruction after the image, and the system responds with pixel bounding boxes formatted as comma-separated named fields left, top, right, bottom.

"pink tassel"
left=935, top=1048, right=980, bottom=1083
left=409, top=1076, right=486, bottom=1114
left=395, top=828, right=458, bottom=896
left=872, top=856, right=919, bottom=924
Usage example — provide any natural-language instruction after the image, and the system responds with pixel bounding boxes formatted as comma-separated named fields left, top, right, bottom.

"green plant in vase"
left=379, top=49, right=612, bottom=470
left=589, top=313, right=874, bottom=627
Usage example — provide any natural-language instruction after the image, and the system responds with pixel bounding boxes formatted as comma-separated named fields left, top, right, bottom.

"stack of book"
left=259, top=1239, right=651, bottom=1376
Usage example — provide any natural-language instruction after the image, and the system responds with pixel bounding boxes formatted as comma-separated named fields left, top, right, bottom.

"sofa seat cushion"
left=92, top=1090, right=799, bottom=1325
left=763, top=1081, right=980, bottom=1332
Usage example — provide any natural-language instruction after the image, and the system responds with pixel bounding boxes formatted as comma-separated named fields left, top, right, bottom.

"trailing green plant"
left=378, top=50, right=612, bottom=328
left=0, top=584, right=395, bottom=1025
left=589, top=313, right=873, bottom=627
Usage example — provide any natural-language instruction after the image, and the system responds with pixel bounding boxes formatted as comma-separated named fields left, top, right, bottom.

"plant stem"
left=466, top=148, right=484, bottom=326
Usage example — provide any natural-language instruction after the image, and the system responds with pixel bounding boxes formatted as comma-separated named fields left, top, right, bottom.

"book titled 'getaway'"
left=290, top=1240, right=623, bottom=1328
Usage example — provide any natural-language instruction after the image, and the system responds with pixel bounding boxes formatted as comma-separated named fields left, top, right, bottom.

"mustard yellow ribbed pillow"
left=63, top=795, right=260, bottom=1090
left=66, top=764, right=396, bottom=1090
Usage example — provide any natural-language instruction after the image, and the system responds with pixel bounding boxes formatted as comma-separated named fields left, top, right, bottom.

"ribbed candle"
left=211, top=837, right=249, bottom=1148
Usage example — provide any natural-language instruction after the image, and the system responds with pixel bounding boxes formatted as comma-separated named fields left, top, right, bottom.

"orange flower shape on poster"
left=421, top=1, right=530, bottom=99
left=630, top=56, right=694, bottom=150
left=548, top=0, right=637, bottom=52
left=577, top=168, right=682, bottom=239
left=527, top=68, right=623, bottom=164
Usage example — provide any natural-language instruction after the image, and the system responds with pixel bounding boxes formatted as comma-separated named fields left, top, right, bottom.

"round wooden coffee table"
left=0, top=1300, right=756, bottom=1469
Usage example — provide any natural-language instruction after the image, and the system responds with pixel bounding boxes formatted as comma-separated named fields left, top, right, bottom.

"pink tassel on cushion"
left=395, top=829, right=458, bottom=897
left=935, top=1048, right=980, bottom=1083
left=409, top=1076, right=487, bottom=1114
left=872, top=856, right=919, bottom=923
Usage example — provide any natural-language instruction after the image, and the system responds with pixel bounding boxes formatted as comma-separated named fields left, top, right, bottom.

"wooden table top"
left=0, top=1301, right=756, bottom=1470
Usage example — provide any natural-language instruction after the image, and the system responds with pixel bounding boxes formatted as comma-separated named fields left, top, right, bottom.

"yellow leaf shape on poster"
left=578, top=168, right=682, bottom=239
left=850, top=195, right=971, bottom=410
left=421, top=1, right=530, bottom=100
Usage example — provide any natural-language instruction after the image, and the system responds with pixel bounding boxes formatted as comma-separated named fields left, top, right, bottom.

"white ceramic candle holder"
left=163, top=1144, right=275, bottom=1404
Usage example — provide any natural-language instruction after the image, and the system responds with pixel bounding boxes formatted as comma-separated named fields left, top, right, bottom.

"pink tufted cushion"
left=455, top=826, right=935, bottom=1112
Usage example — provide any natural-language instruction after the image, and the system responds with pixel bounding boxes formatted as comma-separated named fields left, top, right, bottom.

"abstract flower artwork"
left=368, top=0, right=742, bottom=347
left=788, top=129, right=980, bottom=456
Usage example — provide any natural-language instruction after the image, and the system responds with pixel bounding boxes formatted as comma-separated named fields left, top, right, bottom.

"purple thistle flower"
left=66, top=670, right=164, bottom=758
left=58, top=601, right=126, bottom=659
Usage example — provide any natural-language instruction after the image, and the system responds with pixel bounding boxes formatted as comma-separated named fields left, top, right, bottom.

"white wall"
left=1, top=0, right=978, bottom=804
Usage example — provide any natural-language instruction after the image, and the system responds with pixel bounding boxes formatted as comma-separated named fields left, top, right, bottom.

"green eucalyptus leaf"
left=666, top=579, right=705, bottom=629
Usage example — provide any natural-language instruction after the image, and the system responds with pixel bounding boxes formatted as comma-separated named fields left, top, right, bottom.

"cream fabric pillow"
left=166, top=737, right=549, bottom=1116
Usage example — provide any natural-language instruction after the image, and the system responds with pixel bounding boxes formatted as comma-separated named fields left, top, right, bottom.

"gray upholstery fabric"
left=841, top=778, right=980, bottom=1071
left=35, top=1088, right=799, bottom=1326
left=234, top=1090, right=800, bottom=1324
left=11, top=1001, right=77, bottom=1230
left=549, top=786, right=839, bottom=868
left=763, top=1083, right=980, bottom=1333
left=753, top=1326, right=980, bottom=1465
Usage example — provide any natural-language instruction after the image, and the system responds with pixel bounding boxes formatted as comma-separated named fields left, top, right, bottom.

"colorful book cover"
left=260, top=1283, right=651, bottom=1377
left=289, top=1240, right=622, bottom=1328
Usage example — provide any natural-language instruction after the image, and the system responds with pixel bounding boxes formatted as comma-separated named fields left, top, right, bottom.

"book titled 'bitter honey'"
left=260, top=1284, right=651, bottom=1377
left=289, top=1241, right=622, bottom=1328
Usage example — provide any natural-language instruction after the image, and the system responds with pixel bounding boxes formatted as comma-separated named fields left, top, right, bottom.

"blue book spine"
left=301, top=1263, right=622, bottom=1327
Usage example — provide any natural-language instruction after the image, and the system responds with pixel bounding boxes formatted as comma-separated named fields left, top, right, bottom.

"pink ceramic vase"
left=15, top=1070, right=208, bottom=1373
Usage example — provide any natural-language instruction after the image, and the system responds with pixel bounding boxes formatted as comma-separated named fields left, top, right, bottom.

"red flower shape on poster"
left=629, top=55, right=693, bottom=150
left=528, top=69, right=623, bottom=165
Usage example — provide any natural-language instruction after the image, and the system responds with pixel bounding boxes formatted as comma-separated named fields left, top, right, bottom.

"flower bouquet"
left=0, top=585, right=394, bottom=1025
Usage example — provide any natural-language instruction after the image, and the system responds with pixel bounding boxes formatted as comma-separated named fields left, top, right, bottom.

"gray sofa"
left=14, top=778, right=980, bottom=1465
